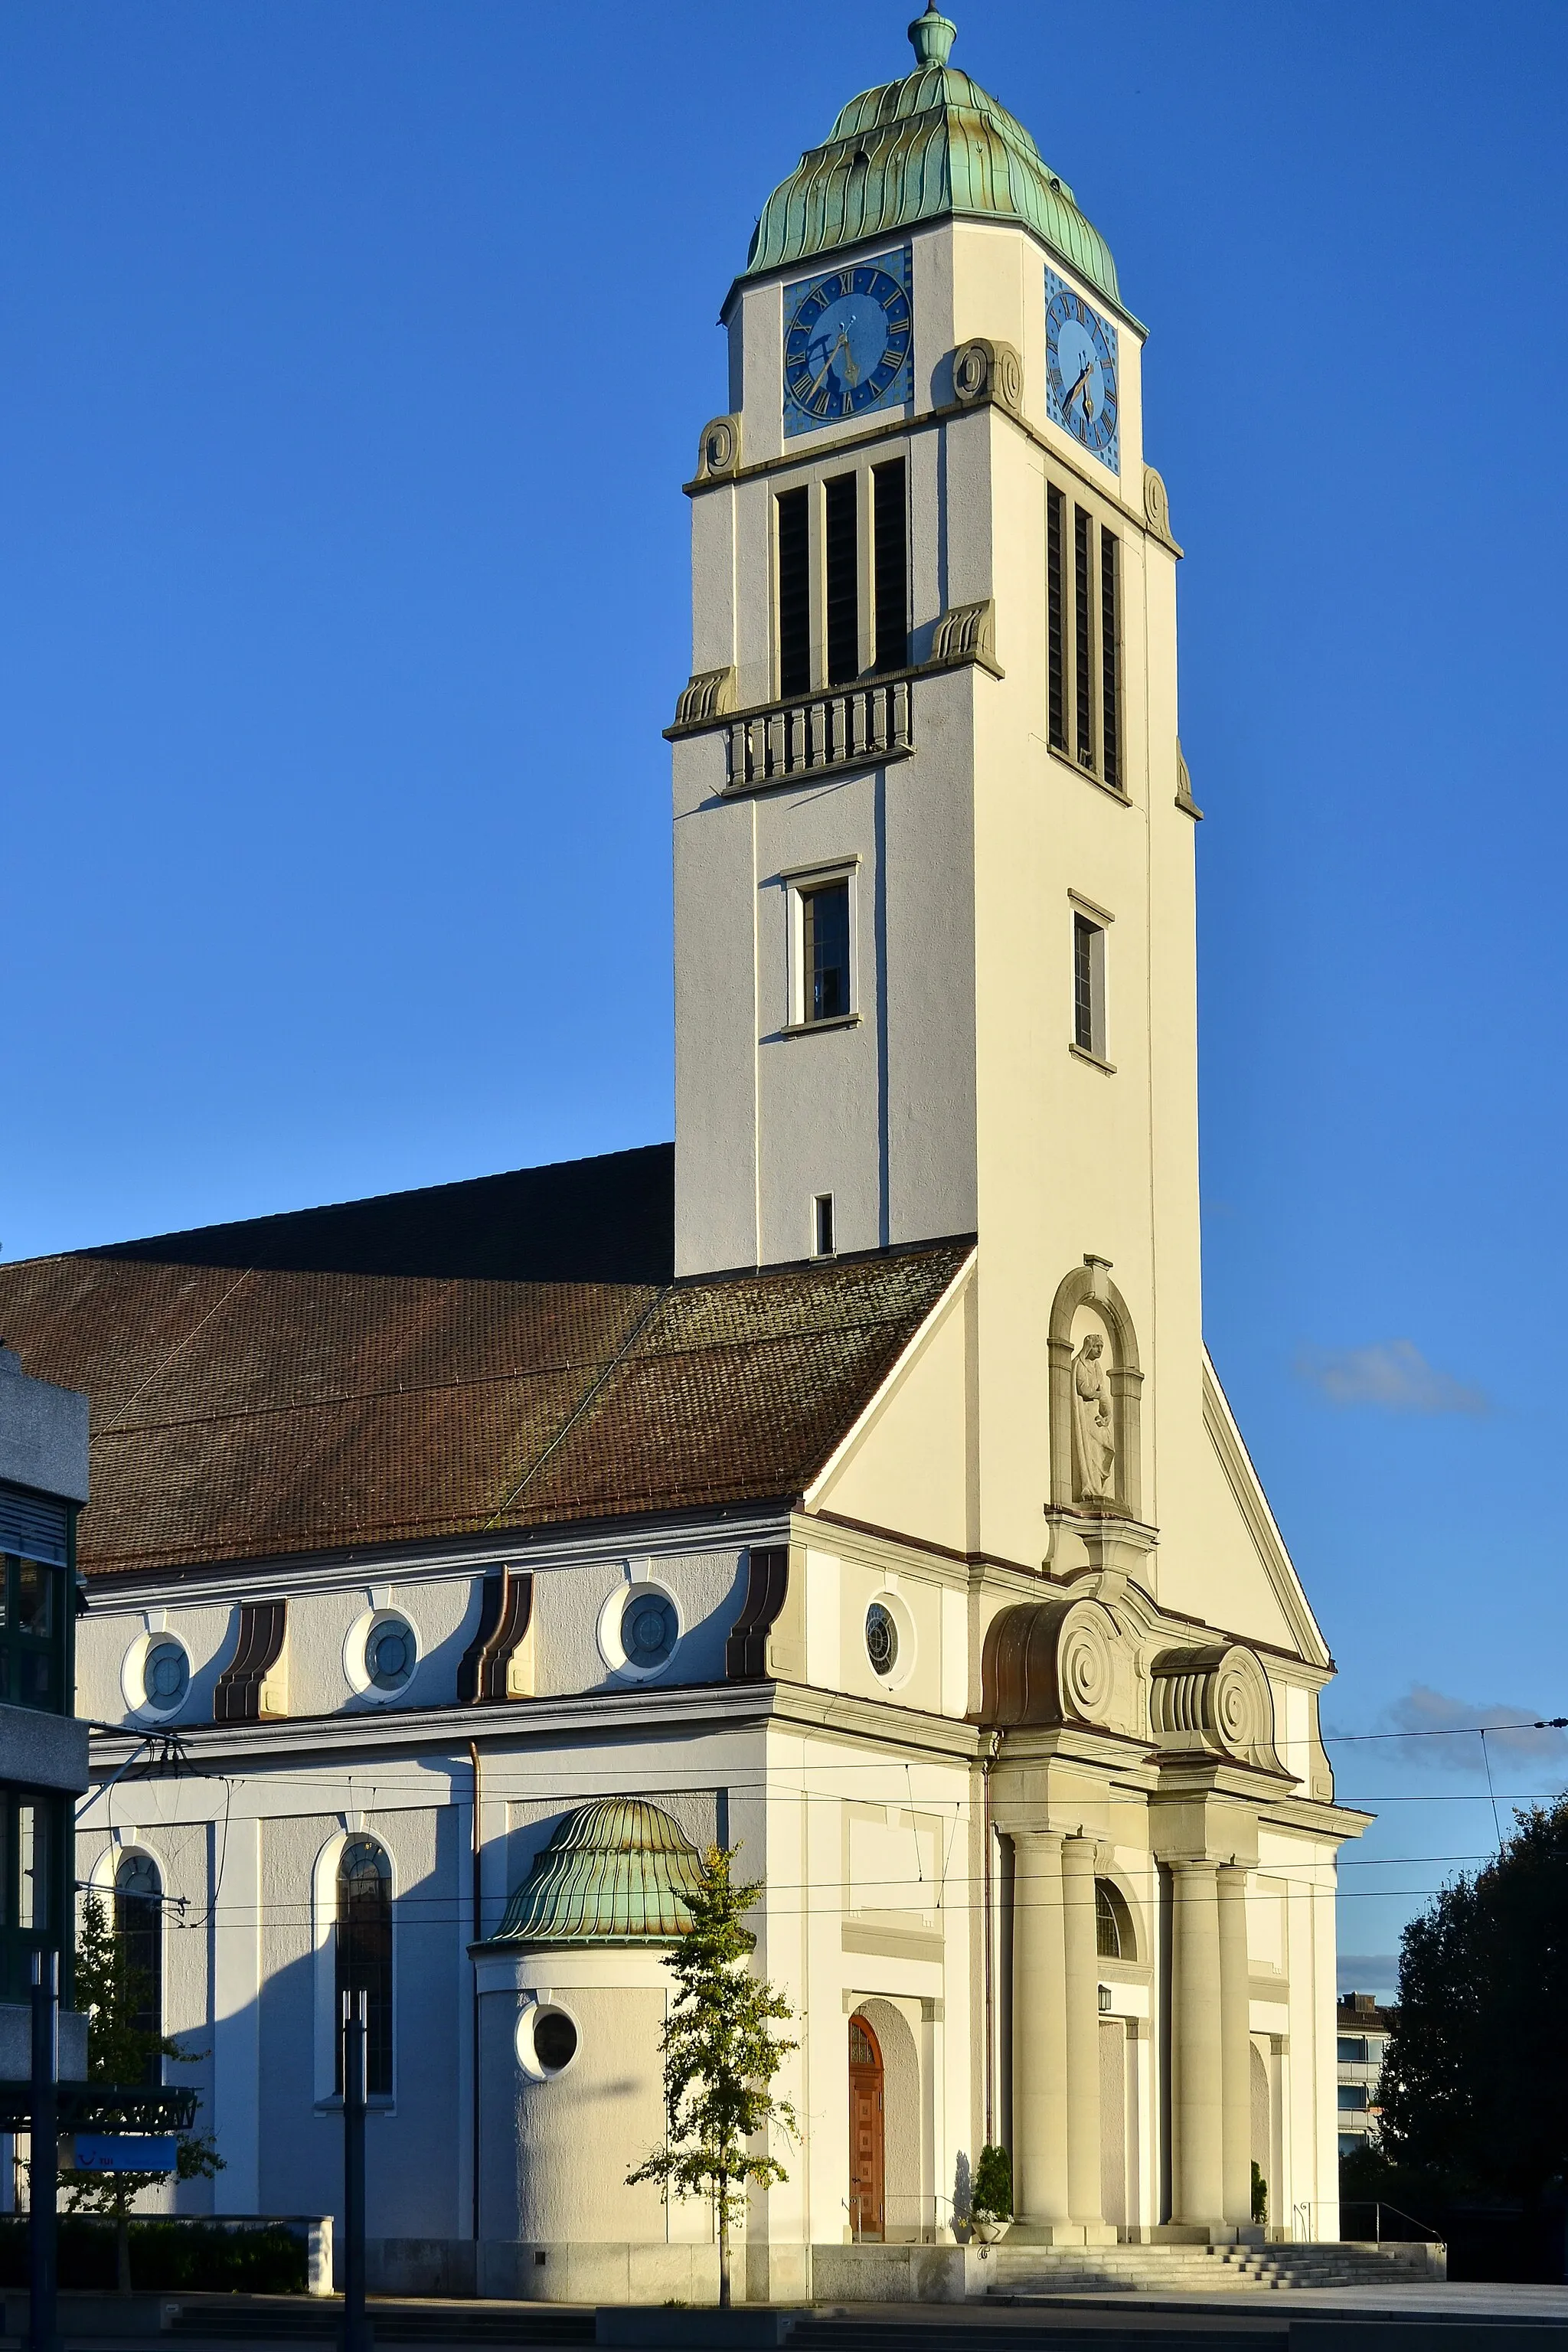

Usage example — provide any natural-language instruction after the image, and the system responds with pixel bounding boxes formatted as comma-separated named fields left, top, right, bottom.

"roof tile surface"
left=0, top=1243, right=969, bottom=1576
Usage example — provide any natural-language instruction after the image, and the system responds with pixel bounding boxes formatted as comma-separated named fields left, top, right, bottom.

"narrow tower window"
left=872, top=459, right=908, bottom=672
left=813, top=1194, right=835, bottom=1257
left=1073, top=911, right=1107, bottom=1062
left=824, top=472, right=859, bottom=686
left=801, top=880, right=851, bottom=1024
left=1073, top=506, right=1095, bottom=769
left=1047, top=485, right=1066, bottom=753
left=776, top=485, right=811, bottom=700
left=1100, top=528, right=1121, bottom=792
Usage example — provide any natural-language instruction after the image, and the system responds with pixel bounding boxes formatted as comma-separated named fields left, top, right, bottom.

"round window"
left=531, top=2008, right=578, bottom=2073
left=367, top=1615, right=416, bottom=1692
left=865, top=1601, right=899, bottom=1678
left=144, top=1639, right=189, bottom=1712
left=621, top=1589, right=677, bottom=1671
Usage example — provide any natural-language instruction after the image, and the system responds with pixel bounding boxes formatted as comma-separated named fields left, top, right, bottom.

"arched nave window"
left=114, top=1852, right=163, bottom=2084
left=1095, top=1877, right=1134, bottom=1961
left=335, top=1836, right=392, bottom=2096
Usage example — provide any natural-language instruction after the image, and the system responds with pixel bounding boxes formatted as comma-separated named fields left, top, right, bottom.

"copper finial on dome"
left=908, top=2, right=956, bottom=67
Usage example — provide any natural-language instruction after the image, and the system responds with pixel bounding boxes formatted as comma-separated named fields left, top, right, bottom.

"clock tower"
left=666, top=2, right=1227, bottom=1609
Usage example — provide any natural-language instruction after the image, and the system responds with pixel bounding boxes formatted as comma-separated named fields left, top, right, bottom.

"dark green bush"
left=0, top=2216, right=306, bottom=2293
left=972, top=2142, right=1012, bottom=2219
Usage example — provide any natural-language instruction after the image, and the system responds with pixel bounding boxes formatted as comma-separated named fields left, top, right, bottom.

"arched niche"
left=1047, top=1259, right=1144, bottom=1520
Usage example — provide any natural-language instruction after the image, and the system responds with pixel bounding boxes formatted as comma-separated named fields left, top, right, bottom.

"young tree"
left=60, top=1889, right=223, bottom=2294
left=626, top=1846, right=797, bottom=2308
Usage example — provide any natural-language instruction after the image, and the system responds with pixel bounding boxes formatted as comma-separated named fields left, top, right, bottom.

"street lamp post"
left=341, top=1991, right=371, bottom=2352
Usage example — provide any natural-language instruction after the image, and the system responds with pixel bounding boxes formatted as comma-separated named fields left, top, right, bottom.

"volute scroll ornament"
left=1142, top=464, right=1181, bottom=554
left=1148, top=1641, right=1282, bottom=1773
left=979, top=1595, right=1132, bottom=1733
left=952, top=338, right=1024, bottom=417
left=696, top=413, right=742, bottom=482
left=931, top=598, right=1001, bottom=677
left=673, top=668, right=737, bottom=729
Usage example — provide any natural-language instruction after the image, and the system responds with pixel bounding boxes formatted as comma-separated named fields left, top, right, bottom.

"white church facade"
left=3, top=4, right=1365, bottom=2301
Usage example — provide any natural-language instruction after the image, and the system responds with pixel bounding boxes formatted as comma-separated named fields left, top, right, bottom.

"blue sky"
left=5, top=2, right=1566, bottom=1991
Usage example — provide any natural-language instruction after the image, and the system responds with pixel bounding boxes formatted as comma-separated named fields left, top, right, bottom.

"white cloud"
left=1295, top=1338, right=1487, bottom=1416
left=1381, top=1684, right=1568, bottom=1773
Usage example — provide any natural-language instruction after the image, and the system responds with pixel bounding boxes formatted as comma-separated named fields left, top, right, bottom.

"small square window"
left=813, top=1194, right=835, bottom=1257
left=1073, top=910, right=1107, bottom=1062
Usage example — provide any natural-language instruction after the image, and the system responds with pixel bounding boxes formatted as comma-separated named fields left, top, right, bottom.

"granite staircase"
left=988, top=2239, right=1442, bottom=2297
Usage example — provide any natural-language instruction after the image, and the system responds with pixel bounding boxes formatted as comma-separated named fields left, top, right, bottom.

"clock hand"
left=1064, top=358, right=1096, bottom=416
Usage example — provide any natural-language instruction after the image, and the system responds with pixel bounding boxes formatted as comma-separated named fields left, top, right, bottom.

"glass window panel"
left=18, top=1804, right=44, bottom=1932
left=802, top=882, right=851, bottom=1024
left=115, top=1854, right=164, bottom=2082
left=336, top=1837, right=393, bottom=2096
left=17, top=1562, right=52, bottom=1638
left=873, top=459, right=908, bottom=673
left=776, top=488, right=812, bottom=699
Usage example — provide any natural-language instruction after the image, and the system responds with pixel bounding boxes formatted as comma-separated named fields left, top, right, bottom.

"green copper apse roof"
left=487, top=1798, right=706, bottom=1949
left=743, top=5, right=1122, bottom=312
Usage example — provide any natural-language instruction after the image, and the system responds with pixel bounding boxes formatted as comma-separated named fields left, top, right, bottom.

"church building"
left=0, top=5, right=1364, bottom=2301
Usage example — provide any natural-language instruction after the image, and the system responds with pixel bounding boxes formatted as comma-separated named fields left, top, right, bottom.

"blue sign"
left=74, top=2134, right=178, bottom=2174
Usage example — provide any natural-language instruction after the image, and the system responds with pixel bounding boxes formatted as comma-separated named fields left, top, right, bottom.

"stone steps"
left=990, top=2239, right=1436, bottom=2298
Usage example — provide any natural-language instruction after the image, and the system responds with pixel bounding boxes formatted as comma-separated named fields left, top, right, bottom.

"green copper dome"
left=487, top=1798, right=705, bottom=1949
left=743, top=5, right=1122, bottom=312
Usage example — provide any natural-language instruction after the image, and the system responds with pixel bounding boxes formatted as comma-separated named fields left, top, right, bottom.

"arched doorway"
left=848, top=2011, right=884, bottom=2239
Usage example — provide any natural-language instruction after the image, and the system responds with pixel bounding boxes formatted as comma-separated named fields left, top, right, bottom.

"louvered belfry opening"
left=873, top=458, right=908, bottom=672
left=777, top=485, right=812, bottom=698
left=825, top=470, right=859, bottom=686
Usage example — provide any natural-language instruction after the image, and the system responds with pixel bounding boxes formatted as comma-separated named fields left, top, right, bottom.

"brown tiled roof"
left=0, top=1244, right=971, bottom=1577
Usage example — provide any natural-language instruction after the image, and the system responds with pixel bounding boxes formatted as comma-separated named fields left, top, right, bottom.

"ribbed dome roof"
left=488, top=1798, right=705, bottom=1949
left=744, top=6, right=1122, bottom=312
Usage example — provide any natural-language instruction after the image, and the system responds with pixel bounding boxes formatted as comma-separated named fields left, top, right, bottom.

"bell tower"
left=668, top=5, right=1203, bottom=1584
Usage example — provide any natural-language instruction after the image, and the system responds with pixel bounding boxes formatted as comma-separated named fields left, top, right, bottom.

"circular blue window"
left=621, top=1589, right=677, bottom=1671
left=367, top=1615, right=416, bottom=1692
left=144, top=1639, right=189, bottom=1711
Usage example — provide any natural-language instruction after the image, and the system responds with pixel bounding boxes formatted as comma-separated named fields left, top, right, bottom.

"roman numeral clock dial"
left=1045, top=266, right=1120, bottom=472
left=782, top=250, right=913, bottom=438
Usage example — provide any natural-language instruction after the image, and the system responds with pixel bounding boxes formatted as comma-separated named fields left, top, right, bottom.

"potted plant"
left=971, top=2144, right=1013, bottom=2243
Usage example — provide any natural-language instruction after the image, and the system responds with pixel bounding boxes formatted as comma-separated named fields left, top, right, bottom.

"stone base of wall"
left=363, top=2240, right=990, bottom=2306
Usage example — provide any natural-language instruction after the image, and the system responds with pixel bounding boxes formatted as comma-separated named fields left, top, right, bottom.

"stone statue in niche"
left=1072, top=1334, right=1116, bottom=1501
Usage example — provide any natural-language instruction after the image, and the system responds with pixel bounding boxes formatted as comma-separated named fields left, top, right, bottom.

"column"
left=1218, top=1864, right=1253, bottom=2230
left=1061, top=1835, right=1106, bottom=2235
left=1169, top=1860, right=1223, bottom=2233
left=1011, top=1830, right=1071, bottom=2233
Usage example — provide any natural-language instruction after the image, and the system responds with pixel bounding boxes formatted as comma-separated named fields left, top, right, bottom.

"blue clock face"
left=783, top=253, right=912, bottom=437
left=1045, top=269, right=1119, bottom=472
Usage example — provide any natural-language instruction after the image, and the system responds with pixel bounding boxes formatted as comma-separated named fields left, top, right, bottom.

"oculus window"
left=865, top=1602, right=899, bottom=1677
left=366, top=1615, right=416, bottom=1694
left=143, top=1639, right=189, bottom=1714
left=621, top=1588, right=677, bottom=1671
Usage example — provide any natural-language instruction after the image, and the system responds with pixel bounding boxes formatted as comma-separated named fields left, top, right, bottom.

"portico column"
left=1011, top=1829, right=1071, bottom=2233
left=1170, top=1860, right=1224, bottom=2232
left=1062, top=1835, right=1106, bottom=2234
left=1218, top=1864, right=1253, bottom=2230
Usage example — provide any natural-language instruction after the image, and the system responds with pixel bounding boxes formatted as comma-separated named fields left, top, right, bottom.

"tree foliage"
left=626, top=1846, right=796, bottom=2305
left=1378, top=1795, right=1568, bottom=2201
left=60, top=1890, right=222, bottom=2292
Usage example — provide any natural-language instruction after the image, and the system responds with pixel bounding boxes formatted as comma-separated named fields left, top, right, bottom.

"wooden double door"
left=848, top=2012, right=884, bottom=2239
